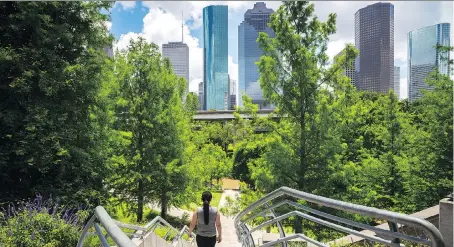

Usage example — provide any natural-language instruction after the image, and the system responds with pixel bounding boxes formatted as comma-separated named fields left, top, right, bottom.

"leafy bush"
left=0, top=195, right=91, bottom=247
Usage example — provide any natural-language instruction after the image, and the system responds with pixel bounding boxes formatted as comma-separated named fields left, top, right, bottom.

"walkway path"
left=217, top=190, right=241, bottom=247
left=149, top=191, right=243, bottom=246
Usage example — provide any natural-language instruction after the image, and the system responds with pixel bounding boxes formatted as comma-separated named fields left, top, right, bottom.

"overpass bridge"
left=193, top=109, right=282, bottom=121
left=77, top=187, right=450, bottom=247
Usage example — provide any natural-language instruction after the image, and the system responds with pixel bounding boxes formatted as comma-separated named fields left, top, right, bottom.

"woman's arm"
left=189, top=209, right=197, bottom=236
left=216, top=211, right=222, bottom=243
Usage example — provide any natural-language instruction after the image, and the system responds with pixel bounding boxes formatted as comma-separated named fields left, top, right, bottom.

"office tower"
left=229, top=77, right=237, bottom=110
left=334, top=49, right=356, bottom=86
left=394, top=66, right=400, bottom=98
left=354, top=2, right=394, bottom=93
left=103, top=46, right=114, bottom=58
left=162, top=42, right=190, bottom=92
left=238, top=2, right=274, bottom=109
left=408, top=23, right=451, bottom=101
left=203, top=5, right=228, bottom=110
left=198, top=82, right=204, bottom=110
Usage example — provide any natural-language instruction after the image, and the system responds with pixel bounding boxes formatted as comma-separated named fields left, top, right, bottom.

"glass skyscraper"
left=203, top=5, right=228, bottom=110
left=408, top=23, right=450, bottom=102
left=354, top=2, right=394, bottom=93
left=238, top=2, right=274, bottom=109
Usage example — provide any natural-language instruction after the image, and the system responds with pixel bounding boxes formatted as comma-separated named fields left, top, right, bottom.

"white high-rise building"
left=394, top=67, right=400, bottom=98
left=162, top=42, right=190, bottom=92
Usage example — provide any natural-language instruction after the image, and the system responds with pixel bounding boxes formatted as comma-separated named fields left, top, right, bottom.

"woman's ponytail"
left=203, top=200, right=209, bottom=225
left=201, top=191, right=213, bottom=225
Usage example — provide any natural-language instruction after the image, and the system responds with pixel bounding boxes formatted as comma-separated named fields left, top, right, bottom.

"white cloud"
left=228, top=55, right=238, bottom=84
left=116, top=8, right=204, bottom=93
left=115, top=32, right=144, bottom=51
left=400, top=77, right=408, bottom=100
left=141, top=1, right=271, bottom=30
left=326, top=39, right=354, bottom=64
left=115, top=1, right=136, bottom=10
left=104, top=21, right=112, bottom=31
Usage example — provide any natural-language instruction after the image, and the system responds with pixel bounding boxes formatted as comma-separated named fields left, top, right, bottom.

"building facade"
left=394, top=66, right=400, bottom=98
left=203, top=5, right=229, bottom=110
left=354, top=2, right=394, bottom=93
left=103, top=46, right=114, bottom=58
left=229, top=77, right=237, bottom=110
left=198, top=82, right=204, bottom=110
left=238, top=2, right=274, bottom=109
left=162, top=42, right=190, bottom=93
left=334, top=49, right=356, bottom=86
left=408, top=23, right=451, bottom=102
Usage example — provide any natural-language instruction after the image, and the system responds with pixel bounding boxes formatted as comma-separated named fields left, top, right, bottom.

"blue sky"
left=108, top=1, right=453, bottom=99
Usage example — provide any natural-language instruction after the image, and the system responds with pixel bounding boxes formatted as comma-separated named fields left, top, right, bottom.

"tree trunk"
left=160, top=190, right=168, bottom=218
left=137, top=179, right=144, bottom=222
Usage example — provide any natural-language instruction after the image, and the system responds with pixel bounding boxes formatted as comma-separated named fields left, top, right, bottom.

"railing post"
left=94, top=223, right=111, bottom=247
left=77, top=214, right=96, bottom=247
left=265, top=202, right=287, bottom=247
left=388, top=221, right=401, bottom=247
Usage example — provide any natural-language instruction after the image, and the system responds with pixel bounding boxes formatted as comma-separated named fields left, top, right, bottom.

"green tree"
left=405, top=45, right=453, bottom=210
left=108, top=38, right=188, bottom=221
left=0, top=1, right=113, bottom=203
left=256, top=1, right=357, bottom=232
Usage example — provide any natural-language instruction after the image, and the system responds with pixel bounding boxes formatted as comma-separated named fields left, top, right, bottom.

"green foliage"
left=180, top=191, right=222, bottom=212
left=107, top=37, right=191, bottom=221
left=0, top=211, right=81, bottom=247
left=0, top=1, right=113, bottom=203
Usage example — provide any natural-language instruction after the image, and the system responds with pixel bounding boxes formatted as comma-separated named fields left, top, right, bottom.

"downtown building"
left=229, top=76, right=237, bottom=110
left=354, top=2, right=394, bottom=93
left=198, top=82, right=204, bottom=110
left=103, top=46, right=114, bottom=58
left=394, top=66, right=400, bottom=98
left=203, top=5, right=229, bottom=110
left=162, top=42, right=190, bottom=94
left=334, top=49, right=356, bottom=86
left=408, top=23, right=451, bottom=102
left=238, top=2, right=274, bottom=109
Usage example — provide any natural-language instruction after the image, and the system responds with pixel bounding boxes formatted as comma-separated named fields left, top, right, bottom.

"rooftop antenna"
left=181, top=10, right=184, bottom=43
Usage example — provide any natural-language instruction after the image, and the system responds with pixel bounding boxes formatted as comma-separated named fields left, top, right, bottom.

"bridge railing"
left=77, top=206, right=195, bottom=247
left=234, top=186, right=445, bottom=247
left=77, top=206, right=136, bottom=247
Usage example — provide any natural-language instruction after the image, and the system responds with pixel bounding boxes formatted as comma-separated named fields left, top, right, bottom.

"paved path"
left=148, top=191, right=262, bottom=247
left=217, top=190, right=241, bottom=247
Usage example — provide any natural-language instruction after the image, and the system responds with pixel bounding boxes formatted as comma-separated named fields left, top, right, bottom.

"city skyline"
left=408, top=23, right=451, bottom=101
left=110, top=1, right=452, bottom=100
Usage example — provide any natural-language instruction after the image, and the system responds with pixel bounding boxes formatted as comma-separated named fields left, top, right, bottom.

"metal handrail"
left=77, top=206, right=194, bottom=247
left=234, top=186, right=445, bottom=247
left=172, top=225, right=196, bottom=246
left=77, top=206, right=136, bottom=247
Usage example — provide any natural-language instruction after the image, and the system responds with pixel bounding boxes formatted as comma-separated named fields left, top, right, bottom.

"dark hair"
left=201, top=191, right=212, bottom=225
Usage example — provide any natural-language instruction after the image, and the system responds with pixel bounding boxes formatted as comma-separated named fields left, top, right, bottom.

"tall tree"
left=108, top=38, right=187, bottom=221
left=256, top=1, right=356, bottom=232
left=0, top=1, right=113, bottom=203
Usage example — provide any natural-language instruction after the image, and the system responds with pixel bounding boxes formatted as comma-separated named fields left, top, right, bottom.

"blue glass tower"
left=203, top=5, right=228, bottom=110
left=238, top=2, right=274, bottom=109
left=408, top=23, right=451, bottom=101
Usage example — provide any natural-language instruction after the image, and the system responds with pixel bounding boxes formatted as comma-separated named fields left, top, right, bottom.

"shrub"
left=0, top=195, right=91, bottom=247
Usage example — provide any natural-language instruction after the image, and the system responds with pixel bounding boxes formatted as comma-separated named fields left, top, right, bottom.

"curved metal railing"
left=77, top=206, right=195, bottom=247
left=234, top=186, right=445, bottom=247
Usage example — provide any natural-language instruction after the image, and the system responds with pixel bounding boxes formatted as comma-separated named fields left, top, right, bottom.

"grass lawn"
left=181, top=191, right=223, bottom=211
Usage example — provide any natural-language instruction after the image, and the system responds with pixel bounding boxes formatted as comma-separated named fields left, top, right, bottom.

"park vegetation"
left=0, top=1, right=452, bottom=245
